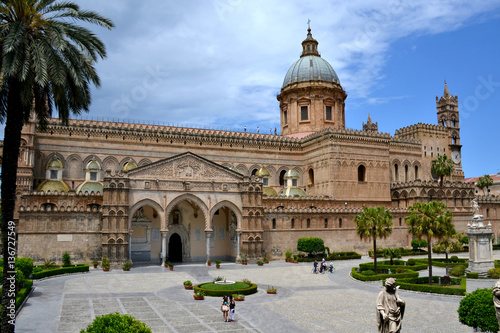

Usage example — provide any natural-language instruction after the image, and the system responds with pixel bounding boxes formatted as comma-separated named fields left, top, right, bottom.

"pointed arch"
left=210, top=200, right=243, bottom=231
left=129, top=198, right=164, bottom=229
left=165, top=194, right=209, bottom=230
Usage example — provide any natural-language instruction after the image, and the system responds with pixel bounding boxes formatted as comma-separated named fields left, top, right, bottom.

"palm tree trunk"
left=1, top=79, right=25, bottom=333
left=373, top=237, right=377, bottom=274
left=427, top=237, right=433, bottom=285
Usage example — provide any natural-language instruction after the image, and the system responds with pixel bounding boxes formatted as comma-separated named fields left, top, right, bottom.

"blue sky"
left=2, top=0, right=500, bottom=178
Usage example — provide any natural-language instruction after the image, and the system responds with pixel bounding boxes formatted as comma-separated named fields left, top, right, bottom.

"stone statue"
left=493, top=280, right=500, bottom=329
left=377, top=278, right=405, bottom=333
left=471, top=198, right=480, bottom=217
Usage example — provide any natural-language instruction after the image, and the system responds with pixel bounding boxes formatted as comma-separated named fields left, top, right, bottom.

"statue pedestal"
left=467, top=215, right=494, bottom=277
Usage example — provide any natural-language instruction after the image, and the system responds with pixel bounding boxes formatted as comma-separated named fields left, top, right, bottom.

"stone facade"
left=2, top=28, right=492, bottom=264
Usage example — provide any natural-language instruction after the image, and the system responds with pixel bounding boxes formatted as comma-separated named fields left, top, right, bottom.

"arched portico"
left=128, top=199, right=163, bottom=263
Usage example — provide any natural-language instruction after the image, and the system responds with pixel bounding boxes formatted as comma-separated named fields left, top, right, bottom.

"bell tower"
left=436, top=81, right=464, bottom=179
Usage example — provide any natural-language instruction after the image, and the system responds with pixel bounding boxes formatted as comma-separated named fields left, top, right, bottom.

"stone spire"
left=301, top=22, right=319, bottom=57
left=443, top=80, right=450, bottom=98
left=363, top=114, right=378, bottom=132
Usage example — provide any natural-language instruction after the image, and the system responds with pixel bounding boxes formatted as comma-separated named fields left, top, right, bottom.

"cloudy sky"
left=4, top=0, right=500, bottom=178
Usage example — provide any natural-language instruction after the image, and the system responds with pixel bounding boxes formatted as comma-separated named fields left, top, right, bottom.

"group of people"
left=221, top=295, right=236, bottom=322
left=313, top=258, right=334, bottom=273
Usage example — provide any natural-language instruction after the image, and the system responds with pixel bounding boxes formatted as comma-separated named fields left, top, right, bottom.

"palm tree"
left=355, top=206, right=393, bottom=273
left=431, top=154, right=454, bottom=188
left=433, top=230, right=463, bottom=263
left=476, top=174, right=494, bottom=195
left=405, top=201, right=453, bottom=284
left=0, top=2, right=113, bottom=331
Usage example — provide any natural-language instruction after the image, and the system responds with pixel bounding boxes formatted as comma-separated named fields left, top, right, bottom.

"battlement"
left=394, top=123, right=447, bottom=138
left=264, top=206, right=407, bottom=214
left=301, top=126, right=392, bottom=144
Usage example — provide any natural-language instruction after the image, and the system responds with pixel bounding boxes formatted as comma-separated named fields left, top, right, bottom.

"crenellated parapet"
left=264, top=206, right=407, bottom=214
left=394, top=123, right=448, bottom=139
left=301, top=126, right=392, bottom=144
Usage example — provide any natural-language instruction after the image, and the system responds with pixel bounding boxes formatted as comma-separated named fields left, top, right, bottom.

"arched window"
left=251, top=169, right=258, bottom=176
left=394, top=164, right=399, bottom=182
left=324, top=218, right=328, bottom=228
left=452, top=137, right=457, bottom=145
left=307, top=218, right=310, bottom=229
left=308, top=169, right=314, bottom=185
left=291, top=218, right=295, bottom=229
left=404, top=165, right=409, bottom=182
left=339, top=218, right=342, bottom=228
left=414, top=165, right=419, bottom=180
left=358, top=165, right=366, bottom=182
left=399, top=217, right=402, bottom=226
left=272, top=218, right=276, bottom=229
left=279, top=170, right=286, bottom=186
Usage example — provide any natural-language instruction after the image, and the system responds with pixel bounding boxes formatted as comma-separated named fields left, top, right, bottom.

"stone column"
left=236, top=232, right=241, bottom=260
left=205, top=231, right=212, bottom=263
left=128, top=231, right=132, bottom=260
left=161, top=232, right=167, bottom=266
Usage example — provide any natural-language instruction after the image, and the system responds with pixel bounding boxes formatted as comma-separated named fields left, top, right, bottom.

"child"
left=229, top=295, right=236, bottom=322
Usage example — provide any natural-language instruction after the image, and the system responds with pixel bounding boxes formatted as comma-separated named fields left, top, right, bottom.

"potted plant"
left=285, top=250, right=292, bottom=262
left=266, top=286, right=277, bottom=294
left=122, top=260, right=131, bottom=271
left=92, top=260, right=99, bottom=269
left=215, top=260, right=222, bottom=269
left=164, top=259, right=170, bottom=268
left=183, top=280, right=193, bottom=290
left=264, top=257, right=269, bottom=264
left=193, top=290, right=205, bottom=300
left=207, top=260, right=212, bottom=266
left=168, top=263, right=174, bottom=271
left=233, top=294, right=245, bottom=301
left=240, top=252, right=248, bottom=265
left=257, top=261, right=264, bottom=266
left=101, top=255, right=110, bottom=271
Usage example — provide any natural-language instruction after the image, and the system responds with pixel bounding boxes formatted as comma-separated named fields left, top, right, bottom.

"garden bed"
left=394, top=276, right=466, bottom=296
left=351, top=267, right=419, bottom=282
left=32, top=264, right=89, bottom=279
left=194, top=281, right=258, bottom=297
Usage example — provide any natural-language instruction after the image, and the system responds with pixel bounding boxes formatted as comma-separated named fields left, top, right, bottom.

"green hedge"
left=194, top=282, right=258, bottom=297
left=327, top=251, right=362, bottom=260
left=0, top=279, right=33, bottom=311
left=493, top=244, right=500, bottom=250
left=351, top=267, right=419, bottom=282
left=32, top=264, right=89, bottom=279
left=359, top=262, right=428, bottom=272
left=395, top=276, right=466, bottom=296
left=466, top=272, right=479, bottom=279
left=413, top=258, right=469, bottom=269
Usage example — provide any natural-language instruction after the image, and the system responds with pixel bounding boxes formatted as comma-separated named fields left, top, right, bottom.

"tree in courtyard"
left=433, top=230, right=463, bottom=263
left=431, top=154, right=454, bottom=188
left=383, top=248, right=401, bottom=266
left=477, top=174, right=494, bottom=195
left=355, top=206, right=393, bottom=273
left=0, top=2, right=113, bottom=331
left=297, top=237, right=325, bottom=256
left=405, top=201, right=453, bottom=284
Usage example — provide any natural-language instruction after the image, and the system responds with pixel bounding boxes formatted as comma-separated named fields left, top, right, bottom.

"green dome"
left=263, top=187, right=278, bottom=196
left=122, top=161, right=138, bottom=171
left=284, top=170, right=300, bottom=179
left=37, top=180, right=70, bottom=193
left=255, top=167, right=271, bottom=178
left=86, top=160, right=101, bottom=171
left=46, top=158, right=64, bottom=170
left=75, top=181, right=103, bottom=194
left=278, top=187, right=307, bottom=197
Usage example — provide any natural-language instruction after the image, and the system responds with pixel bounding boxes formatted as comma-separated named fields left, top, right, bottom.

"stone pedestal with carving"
left=467, top=215, right=494, bottom=277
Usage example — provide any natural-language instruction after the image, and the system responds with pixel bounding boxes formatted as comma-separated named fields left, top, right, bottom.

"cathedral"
left=6, top=28, right=486, bottom=264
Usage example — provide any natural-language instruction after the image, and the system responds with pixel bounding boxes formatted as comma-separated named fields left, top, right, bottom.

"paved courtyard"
left=16, top=256, right=495, bottom=333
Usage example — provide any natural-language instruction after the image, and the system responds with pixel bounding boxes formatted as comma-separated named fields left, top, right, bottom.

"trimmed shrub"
left=396, top=276, right=466, bottom=296
left=351, top=267, right=419, bottom=282
left=458, top=288, right=498, bottom=332
left=466, top=272, right=479, bottom=279
left=362, top=270, right=375, bottom=276
left=396, top=267, right=404, bottom=274
left=62, top=252, right=71, bottom=267
left=450, top=255, right=459, bottom=263
left=407, top=258, right=415, bottom=266
left=488, top=268, right=500, bottom=279
left=80, top=312, right=152, bottom=333
left=194, top=282, right=258, bottom=297
left=450, top=265, right=466, bottom=277
left=32, top=264, right=89, bottom=279
left=297, top=237, right=325, bottom=255
left=16, top=257, right=34, bottom=278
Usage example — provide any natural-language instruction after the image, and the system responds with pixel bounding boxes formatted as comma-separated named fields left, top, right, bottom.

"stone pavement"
left=15, top=256, right=496, bottom=333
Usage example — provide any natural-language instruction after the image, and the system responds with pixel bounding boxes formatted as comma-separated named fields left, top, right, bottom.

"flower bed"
left=194, top=281, right=258, bottom=297
left=351, top=267, right=419, bottom=282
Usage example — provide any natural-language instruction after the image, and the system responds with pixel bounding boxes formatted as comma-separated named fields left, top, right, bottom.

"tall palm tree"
left=431, top=154, right=454, bottom=188
left=0, top=1, right=113, bottom=331
left=477, top=174, right=494, bottom=195
left=405, top=201, right=453, bottom=284
left=355, top=206, right=393, bottom=273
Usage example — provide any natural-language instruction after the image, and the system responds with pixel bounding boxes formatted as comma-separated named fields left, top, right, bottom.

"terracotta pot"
left=216, top=264, right=220, bottom=269
left=169, top=266, right=173, bottom=271
left=207, top=262, right=212, bottom=266
left=242, top=262, right=247, bottom=265
left=267, top=290, right=277, bottom=294
left=285, top=258, right=290, bottom=262
left=103, top=268, right=110, bottom=272
left=265, top=261, right=269, bottom=264
left=184, top=285, right=193, bottom=290
left=93, top=265, right=98, bottom=268
left=193, top=295, right=204, bottom=300
left=123, top=268, right=130, bottom=271
left=234, top=297, right=244, bottom=301
left=164, top=264, right=168, bottom=268
left=258, top=263, right=264, bottom=266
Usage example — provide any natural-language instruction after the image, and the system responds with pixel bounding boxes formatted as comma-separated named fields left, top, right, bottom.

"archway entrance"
left=169, top=233, right=182, bottom=262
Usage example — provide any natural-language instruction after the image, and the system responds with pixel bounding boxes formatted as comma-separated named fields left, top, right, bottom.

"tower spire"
left=443, top=80, right=450, bottom=98
left=301, top=22, right=319, bottom=57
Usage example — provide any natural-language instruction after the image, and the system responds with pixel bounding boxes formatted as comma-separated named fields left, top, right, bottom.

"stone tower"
left=436, top=81, right=464, bottom=179
left=277, top=27, right=347, bottom=137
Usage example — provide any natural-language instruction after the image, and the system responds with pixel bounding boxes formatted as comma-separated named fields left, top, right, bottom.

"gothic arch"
left=165, top=225, right=191, bottom=262
left=82, top=155, right=103, bottom=167
left=103, top=156, right=119, bottom=173
left=248, top=164, right=261, bottom=177
left=210, top=200, right=243, bottom=230
left=138, top=158, right=152, bottom=167
left=45, top=152, right=66, bottom=167
left=165, top=194, right=209, bottom=230
left=65, top=154, right=84, bottom=179
left=119, top=157, right=137, bottom=170
left=236, top=164, right=248, bottom=175
left=129, top=199, right=164, bottom=229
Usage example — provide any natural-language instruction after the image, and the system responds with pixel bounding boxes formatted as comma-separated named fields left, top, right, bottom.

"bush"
left=450, top=265, right=466, bottom=277
left=32, top=264, right=89, bottom=279
left=396, top=267, right=404, bottom=274
left=194, top=282, right=258, bottom=297
left=407, top=258, right=415, bottom=266
left=62, top=252, right=71, bottom=267
left=488, top=268, right=500, bottom=279
left=351, top=267, right=419, bottom=282
left=458, top=288, right=499, bottom=332
left=466, top=272, right=479, bottom=279
left=80, top=312, right=152, bottom=333
left=297, top=237, right=325, bottom=255
left=441, top=275, right=451, bottom=285
left=16, top=257, right=34, bottom=278
left=396, top=276, right=466, bottom=296
left=450, top=255, right=459, bottom=263
left=101, top=255, right=110, bottom=269
left=362, top=270, right=375, bottom=276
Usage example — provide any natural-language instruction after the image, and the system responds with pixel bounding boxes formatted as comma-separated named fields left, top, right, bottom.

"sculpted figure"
left=377, top=278, right=405, bottom=333
left=493, top=280, right=500, bottom=329
left=471, top=198, right=480, bottom=217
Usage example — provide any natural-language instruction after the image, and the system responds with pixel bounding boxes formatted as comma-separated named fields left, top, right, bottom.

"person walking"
left=313, top=260, right=318, bottom=274
left=221, top=295, right=230, bottom=322
left=229, top=295, right=236, bottom=322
